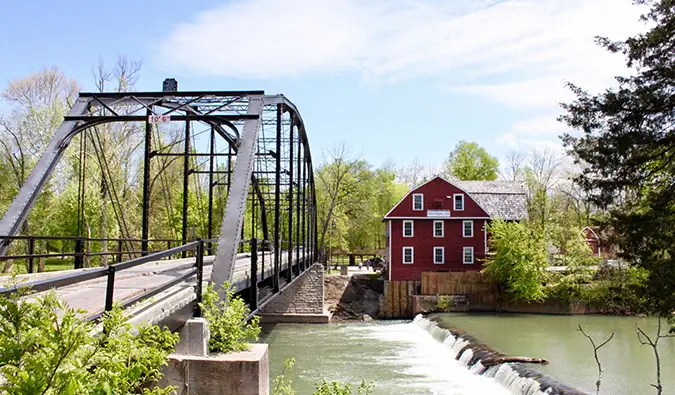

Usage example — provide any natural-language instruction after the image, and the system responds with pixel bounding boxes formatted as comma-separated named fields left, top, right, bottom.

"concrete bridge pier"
left=159, top=318, right=270, bottom=395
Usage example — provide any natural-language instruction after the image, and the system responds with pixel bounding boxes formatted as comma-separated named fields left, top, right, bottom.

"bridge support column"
left=175, top=318, right=210, bottom=357
left=258, top=263, right=329, bottom=324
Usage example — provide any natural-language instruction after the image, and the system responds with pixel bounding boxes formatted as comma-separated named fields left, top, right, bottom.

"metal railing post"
left=104, top=265, right=116, bottom=312
left=117, top=240, right=123, bottom=263
left=74, top=237, right=84, bottom=269
left=195, top=239, right=204, bottom=317
left=27, top=237, right=35, bottom=273
left=250, top=238, right=258, bottom=310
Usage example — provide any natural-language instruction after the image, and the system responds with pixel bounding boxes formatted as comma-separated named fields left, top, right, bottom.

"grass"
left=0, top=257, right=75, bottom=276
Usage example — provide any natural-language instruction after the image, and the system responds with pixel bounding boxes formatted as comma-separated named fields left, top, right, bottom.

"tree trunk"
left=481, top=356, right=549, bottom=367
left=38, top=257, right=45, bottom=273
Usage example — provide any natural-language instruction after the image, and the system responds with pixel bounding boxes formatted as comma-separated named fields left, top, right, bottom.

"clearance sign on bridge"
left=149, top=114, right=171, bottom=123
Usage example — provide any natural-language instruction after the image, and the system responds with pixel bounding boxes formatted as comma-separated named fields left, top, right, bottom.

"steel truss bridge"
left=0, top=89, right=317, bottom=323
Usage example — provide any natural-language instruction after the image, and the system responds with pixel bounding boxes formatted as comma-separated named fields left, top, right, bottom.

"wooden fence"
left=379, top=280, right=420, bottom=318
left=421, top=271, right=498, bottom=306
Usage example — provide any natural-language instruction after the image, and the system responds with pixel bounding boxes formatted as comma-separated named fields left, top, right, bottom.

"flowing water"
left=430, top=313, right=675, bottom=395
left=261, top=320, right=512, bottom=395
left=262, top=314, right=675, bottom=395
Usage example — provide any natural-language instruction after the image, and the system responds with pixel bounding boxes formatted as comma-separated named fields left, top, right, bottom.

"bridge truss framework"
left=0, top=89, right=317, bottom=295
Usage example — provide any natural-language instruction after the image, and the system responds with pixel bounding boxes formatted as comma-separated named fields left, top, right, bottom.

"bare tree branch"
left=578, top=325, right=615, bottom=395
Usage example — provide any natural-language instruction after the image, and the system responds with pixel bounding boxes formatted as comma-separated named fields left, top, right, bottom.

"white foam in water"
left=354, top=317, right=511, bottom=395
left=411, top=315, right=551, bottom=395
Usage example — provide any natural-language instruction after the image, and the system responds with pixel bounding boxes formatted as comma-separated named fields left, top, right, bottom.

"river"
left=430, top=313, right=675, bottom=395
left=260, top=320, right=511, bottom=395
left=262, top=314, right=675, bottom=395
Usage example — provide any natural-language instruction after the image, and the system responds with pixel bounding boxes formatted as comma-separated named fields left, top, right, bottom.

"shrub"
left=436, top=295, right=451, bottom=312
left=0, top=290, right=178, bottom=394
left=199, top=281, right=261, bottom=353
left=482, top=219, right=548, bottom=303
left=272, top=358, right=374, bottom=395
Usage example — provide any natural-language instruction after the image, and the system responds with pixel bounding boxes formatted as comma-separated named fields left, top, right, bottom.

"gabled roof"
left=384, top=176, right=527, bottom=220
left=452, top=180, right=528, bottom=220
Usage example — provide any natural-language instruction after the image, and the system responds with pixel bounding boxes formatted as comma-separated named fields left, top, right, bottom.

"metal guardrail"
left=0, top=237, right=312, bottom=324
left=0, top=235, right=188, bottom=272
left=0, top=240, right=204, bottom=322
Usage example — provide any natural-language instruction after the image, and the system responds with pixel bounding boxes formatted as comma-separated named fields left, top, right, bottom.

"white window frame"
left=412, top=193, right=424, bottom=211
left=403, top=246, right=414, bottom=264
left=463, top=246, right=474, bottom=264
left=453, top=193, right=464, bottom=211
left=433, top=220, right=444, bottom=238
left=463, top=220, right=473, bottom=238
left=402, top=220, right=414, bottom=238
left=433, top=246, right=444, bottom=264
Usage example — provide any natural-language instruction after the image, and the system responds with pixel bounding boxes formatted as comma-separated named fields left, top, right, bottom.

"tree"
left=559, top=0, right=675, bottom=319
left=482, top=219, right=548, bottom=303
left=442, top=141, right=499, bottom=181
left=500, top=151, right=526, bottom=182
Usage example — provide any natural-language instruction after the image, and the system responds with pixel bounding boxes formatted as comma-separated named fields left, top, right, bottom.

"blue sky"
left=1, top=0, right=646, bottom=172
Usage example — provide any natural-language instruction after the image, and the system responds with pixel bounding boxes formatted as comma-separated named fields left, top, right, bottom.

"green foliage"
left=199, top=281, right=261, bottom=353
left=313, top=380, right=374, bottom=395
left=0, top=290, right=178, bottom=394
left=272, top=358, right=374, bottom=395
left=482, top=219, right=548, bottom=303
left=546, top=266, right=650, bottom=314
left=436, top=295, right=451, bottom=312
left=559, top=0, right=675, bottom=317
left=316, top=154, right=407, bottom=255
left=272, top=358, right=296, bottom=395
left=443, top=140, right=499, bottom=181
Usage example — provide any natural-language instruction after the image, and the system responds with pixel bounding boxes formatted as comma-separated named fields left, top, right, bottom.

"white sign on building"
left=427, top=209, right=451, bottom=218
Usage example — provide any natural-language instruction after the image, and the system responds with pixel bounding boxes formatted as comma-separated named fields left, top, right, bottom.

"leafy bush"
left=272, top=358, right=374, bottom=395
left=545, top=267, right=650, bottom=314
left=482, top=219, right=548, bottom=303
left=436, top=295, right=451, bottom=312
left=199, top=281, right=261, bottom=353
left=0, top=290, right=178, bottom=394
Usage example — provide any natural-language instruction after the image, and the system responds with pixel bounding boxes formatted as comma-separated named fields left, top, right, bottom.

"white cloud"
left=497, top=114, right=573, bottom=150
left=158, top=0, right=645, bottom=84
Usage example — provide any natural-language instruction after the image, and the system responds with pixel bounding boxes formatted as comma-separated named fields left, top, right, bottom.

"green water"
left=430, top=313, right=675, bottom=395
left=260, top=321, right=512, bottom=395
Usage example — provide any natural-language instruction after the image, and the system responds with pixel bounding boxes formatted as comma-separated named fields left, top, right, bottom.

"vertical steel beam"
left=141, top=109, right=152, bottom=255
left=272, top=104, right=282, bottom=293
left=226, top=144, right=232, bottom=194
left=27, top=237, right=35, bottom=273
left=195, top=239, right=204, bottom=317
left=287, top=117, right=294, bottom=283
left=301, top=145, right=307, bottom=270
left=250, top=238, right=258, bottom=309
left=182, top=117, right=191, bottom=258
left=295, top=127, right=302, bottom=273
left=208, top=126, right=215, bottom=255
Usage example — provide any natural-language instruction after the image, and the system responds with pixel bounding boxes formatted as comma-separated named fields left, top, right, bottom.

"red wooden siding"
left=389, top=219, right=486, bottom=281
left=385, top=177, right=489, bottom=218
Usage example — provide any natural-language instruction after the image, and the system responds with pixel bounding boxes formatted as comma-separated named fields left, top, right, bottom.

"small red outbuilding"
left=383, top=176, right=527, bottom=281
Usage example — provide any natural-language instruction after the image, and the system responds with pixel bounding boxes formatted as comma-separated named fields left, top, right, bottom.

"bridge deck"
left=14, top=251, right=307, bottom=318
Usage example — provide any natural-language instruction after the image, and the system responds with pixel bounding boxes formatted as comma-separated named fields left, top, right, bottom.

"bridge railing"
left=0, top=240, right=205, bottom=322
left=0, top=235, right=199, bottom=273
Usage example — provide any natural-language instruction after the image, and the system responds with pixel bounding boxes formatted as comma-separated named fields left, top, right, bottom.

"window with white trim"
left=433, top=246, right=444, bottom=264
left=463, top=247, right=474, bottom=264
left=433, top=220, right=444, bottom=238
left=412, top=193, right=424, bottom=211
left=463, top=220, right=473, bottom=238
left=454, top=194, right=464, bottom=211
left=403, top=220, right=414, bottom=237
left=403, top=247, right=414, bottom=264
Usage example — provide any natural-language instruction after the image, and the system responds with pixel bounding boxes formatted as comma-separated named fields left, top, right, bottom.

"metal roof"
left=452, top=180, right=528, bottom=220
